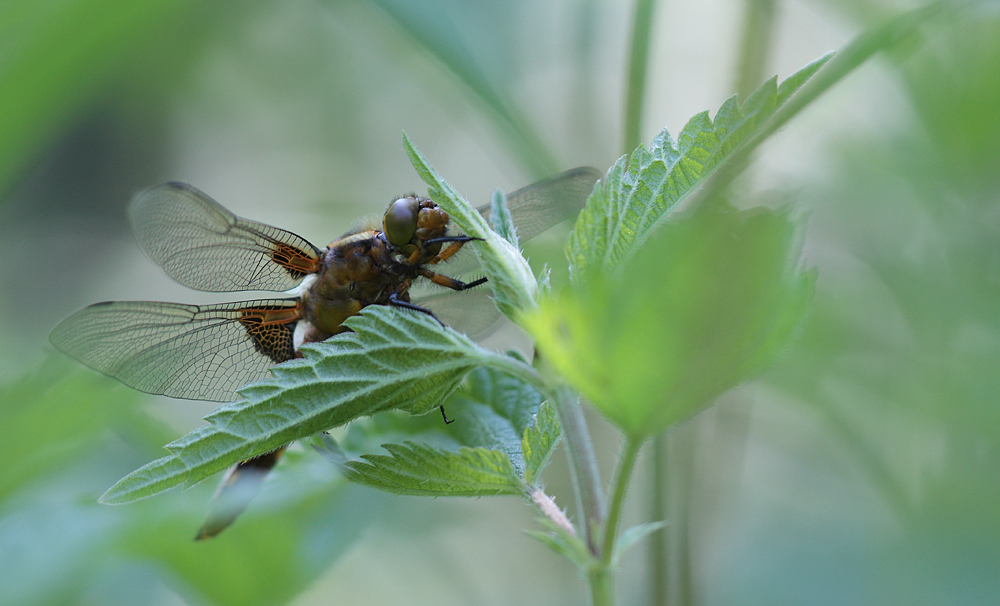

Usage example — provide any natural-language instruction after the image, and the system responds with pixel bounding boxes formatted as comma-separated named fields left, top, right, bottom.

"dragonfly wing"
left=440, top=166, right=601, bottom=278
left=486, top=166, right=601, bottom=243
left=130, top=183, right=322, bottom=292
left=411, top=284, right=507, bottom=339
left=50, top=299, right=301, bottom=402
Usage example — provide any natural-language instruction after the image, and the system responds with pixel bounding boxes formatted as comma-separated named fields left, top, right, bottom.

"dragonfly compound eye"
left=383, top=198, right=420, bottom=246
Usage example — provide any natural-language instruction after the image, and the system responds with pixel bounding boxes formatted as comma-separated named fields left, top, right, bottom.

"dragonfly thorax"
left=301, top=230, right=410, bottom=341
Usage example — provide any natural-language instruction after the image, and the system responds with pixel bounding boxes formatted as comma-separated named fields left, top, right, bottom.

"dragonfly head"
left=383, top=197, right=451, bottom=254
left=383, top=197, right=420, bottom=248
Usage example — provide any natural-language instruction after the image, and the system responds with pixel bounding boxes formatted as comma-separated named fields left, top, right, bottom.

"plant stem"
left=588, top=566, right=616, bottom=606
left=666, top=424, right=695, bottom=606
left=585, top=436, right=642, bottom=606
left=648, top=433, right=668, bottom=605
left=733, top=0, right=778, bottom=101
left=527, top=486, right=578, bottom=536
left=552, top=384, right=606, bottom=555
left=600, top=436, right=643, bottom=563
left=623, top=0, right=657, bottom=154
left=722, top=0, right=780, bottom=183
left=587, top=437, right=642, bottom=606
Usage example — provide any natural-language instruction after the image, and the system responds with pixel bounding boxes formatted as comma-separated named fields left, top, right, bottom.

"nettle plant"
left=103, top=52, right=833, bottom=603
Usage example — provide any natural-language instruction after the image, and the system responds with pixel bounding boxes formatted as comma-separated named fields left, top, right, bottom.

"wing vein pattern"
left=130, top=183, right=321, bottom=293
left=50, top=299, right=300, bottom=402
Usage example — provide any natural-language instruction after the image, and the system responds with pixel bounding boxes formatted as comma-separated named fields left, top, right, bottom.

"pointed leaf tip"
left=565, top=54, right=832, bottom=284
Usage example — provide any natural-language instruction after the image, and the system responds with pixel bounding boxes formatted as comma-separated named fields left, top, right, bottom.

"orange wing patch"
left=270, top=242, right=321, bottom=279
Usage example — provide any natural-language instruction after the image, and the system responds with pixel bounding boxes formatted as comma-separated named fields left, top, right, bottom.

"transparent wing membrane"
left=130, top=183, right=322, bottom=293
left=55, top=168, right=599, bottom=401
left=437, top=166, right=601, bottom=278
left=481, top=166, right=600, bottom=242
left=50, top=299, right=301, bottom=402
left=49, top=167, right=601, bottom=539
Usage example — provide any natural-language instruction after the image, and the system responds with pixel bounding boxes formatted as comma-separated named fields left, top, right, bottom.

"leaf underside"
left=317, top=372, right=560, bottom=497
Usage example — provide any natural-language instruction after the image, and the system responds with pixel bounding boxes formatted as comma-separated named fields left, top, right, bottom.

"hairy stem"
left=600, top=436, right=643, bottom=563
left=552, top=385, right=606, bottom=555
left=528, top=486, right=577, bottom=537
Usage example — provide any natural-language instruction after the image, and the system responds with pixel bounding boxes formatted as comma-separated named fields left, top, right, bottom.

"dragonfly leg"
left=439, top=405, right=454, bottom=424
left=424, top=236, right=483, bottom=264
left=416, top=267, right=487, bottom=291
left=388, top=290, right=446, bottom=327
left=423, top=235, right=482, bottom=246
left=386, top=286, right=454, bottom=425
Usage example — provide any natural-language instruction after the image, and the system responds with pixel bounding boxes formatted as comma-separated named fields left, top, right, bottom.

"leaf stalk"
left=600, top=435, right=643, bottom=564
left=585, top=435, right=643, bottom=606
left=551, top=383, right=605, bottom=555
left=528, top=486, right=576, bottom=537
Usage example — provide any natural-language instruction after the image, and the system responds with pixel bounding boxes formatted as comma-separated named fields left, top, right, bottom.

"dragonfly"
left=50, top=166, right=599, bottom=538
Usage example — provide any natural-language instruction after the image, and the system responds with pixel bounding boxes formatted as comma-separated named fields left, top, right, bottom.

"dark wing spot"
left=239, top=310, right=298, bottom=363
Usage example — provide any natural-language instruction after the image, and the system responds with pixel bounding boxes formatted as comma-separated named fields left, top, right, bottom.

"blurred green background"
left=1, top=0, right=998, bottom=604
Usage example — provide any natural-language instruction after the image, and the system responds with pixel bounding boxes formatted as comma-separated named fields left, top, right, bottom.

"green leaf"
left=404, top=132, right=539, bottom=320
left=336, top=411, right=464, bottom=457
left=525, top=517, right=595, bottom=570
left=99, top=454, right=188, bottom=504
left=338, top=440, right=522, bottom=496
left=611, top=521, right=666, bottom=566
left=102, top=306, right=542, bottom=504
left=522, top=400, right=561, bottom=486
left=776, top=53, right=831, bottom=107
left=314, top=363, right=559, bottom=496
left=566, top=54, right=830, bottom=283
left=526, top=200, right=815, bottom=438
left=489, top=188, right=519, bottom=247
left=444, top=364, right=547, bottom=476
